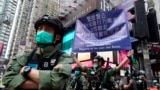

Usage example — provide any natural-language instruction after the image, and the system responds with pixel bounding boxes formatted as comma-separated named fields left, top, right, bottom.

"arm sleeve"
left=80, top=76, right=89, bottom=90
left=38, top=64, right=71, bottom=90
left=2, top=59, right=26, bottom=90
left=108, top=68, right=116, bottom=76
left=2, top=50, right=33, bottom=90
left=82, top=67, right=91, bottom=75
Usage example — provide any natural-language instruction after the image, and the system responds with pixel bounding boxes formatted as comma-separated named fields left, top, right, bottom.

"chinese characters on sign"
left=72, top=10, right=131, bottom=52
left=83, top=12, right=121, bottom=39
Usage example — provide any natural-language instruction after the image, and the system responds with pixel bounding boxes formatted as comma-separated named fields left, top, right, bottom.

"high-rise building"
left=9, top=0, right=33, bottom=59
left=0, top=0, right=6, bottom=13
left=0, top=0, right=18, bottom=59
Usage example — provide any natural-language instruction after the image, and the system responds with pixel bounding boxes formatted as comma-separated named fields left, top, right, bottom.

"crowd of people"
left=70, top=53, right=148, bottom=90
left=1, top=15, right=149, bottom=90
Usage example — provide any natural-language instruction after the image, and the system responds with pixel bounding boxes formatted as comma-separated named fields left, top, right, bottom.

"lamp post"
left=135, top=0, right=154, bottom=87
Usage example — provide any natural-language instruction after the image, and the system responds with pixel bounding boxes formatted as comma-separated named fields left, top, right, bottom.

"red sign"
left=0, top=41, right=4, bottom=56
left=118, top=50, right=130, bottom=68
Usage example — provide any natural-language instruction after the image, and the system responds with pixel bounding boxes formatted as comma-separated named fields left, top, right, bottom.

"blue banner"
left=72, top=10, right=131, bottom=52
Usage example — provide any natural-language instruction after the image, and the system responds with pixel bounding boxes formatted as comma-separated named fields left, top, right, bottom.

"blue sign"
left=72, top=10, right=131, bottom=52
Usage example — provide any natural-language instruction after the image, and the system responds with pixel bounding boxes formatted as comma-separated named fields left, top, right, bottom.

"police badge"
left=50, top=59, right=56, bottom=66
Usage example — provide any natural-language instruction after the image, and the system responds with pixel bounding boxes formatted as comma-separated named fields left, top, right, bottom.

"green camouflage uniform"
left=82, top=67, right=116, bottom=90
left=75, top=75, right=89, bottom=90
left=2, top=47, right=73, bottom=90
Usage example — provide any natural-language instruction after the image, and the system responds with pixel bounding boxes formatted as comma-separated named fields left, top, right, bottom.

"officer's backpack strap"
left=101, top=70, right=109, bottom=89
left=51, top=50, right=64, bottom=67
left=27, top=48, right=37, bottom=63
left=102, top=70, right=114, bottom=90
left=72, top=76, right=81, bottom=90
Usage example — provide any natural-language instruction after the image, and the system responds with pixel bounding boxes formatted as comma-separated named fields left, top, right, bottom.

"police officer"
left=91, top=56, right=116, bottom=90
left=2, top=15, right=73, bottom=90
left=137, top=70, right=147, bottom=90
left=90, top=56, right=106, bottom=90
left=71, top=50, right=134, bottom=90
left=71, top=66, right=89, bottom=90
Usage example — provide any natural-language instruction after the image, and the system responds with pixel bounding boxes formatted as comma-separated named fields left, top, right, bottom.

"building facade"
left=0, top=0, right=18, bottom=59
left=9, top=0, right=33, bottom=59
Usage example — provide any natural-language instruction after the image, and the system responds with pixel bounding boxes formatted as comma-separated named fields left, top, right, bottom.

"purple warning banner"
left=72, top=10, right=131, bottom=52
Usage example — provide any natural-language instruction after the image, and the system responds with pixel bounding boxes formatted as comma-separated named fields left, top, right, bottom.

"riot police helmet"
left=93, top=56, right=105, bottom=65
left=139, top=70, right=145, bottom=75
left=74, top=66, right=82, bottom=71
left=34, top=15, right=65, bottom=36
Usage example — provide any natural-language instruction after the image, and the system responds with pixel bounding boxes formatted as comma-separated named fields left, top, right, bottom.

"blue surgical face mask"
left=93, top=63, right=98, bottom=68
left=91, top=71, right=95, bottom=75
left=74, top=70, right=80, bottom=76
left=35, top=30, right=54, bottom=50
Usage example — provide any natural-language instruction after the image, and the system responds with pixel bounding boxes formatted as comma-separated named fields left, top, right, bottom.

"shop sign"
left=148, top=43, right=160, bottom=52
left=96, top=0, right=114, bottom=11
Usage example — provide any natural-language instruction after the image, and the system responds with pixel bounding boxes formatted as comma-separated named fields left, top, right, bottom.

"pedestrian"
left=2, top=15, right=73, bottom=90
left=121, top=70, right=138, bottom=90
left=71, top=50, right=134, bottom=90
left=137, top=70, right=147, bottom=90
